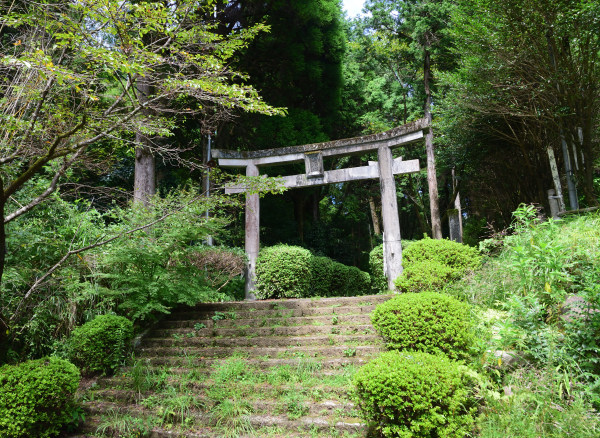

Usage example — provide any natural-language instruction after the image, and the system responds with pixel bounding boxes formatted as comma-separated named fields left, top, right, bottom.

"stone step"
left=72, top=295, right=387, bottom=438
left=85, top=388, right=357, bottom=412
left=164, top=304, right=378, bottom=322
left=150, top=323, right=376, bottom=338
left=136, top=344, right=383, bottom=360
left=142, top=334, right=383, bottom=349
left=158, top=313, right=372, bottom=329
left=132, top=355, right=371, bottom=370
left=83, top=400, right=365, bottom=436
left=175, top=294, right=391, bottom=312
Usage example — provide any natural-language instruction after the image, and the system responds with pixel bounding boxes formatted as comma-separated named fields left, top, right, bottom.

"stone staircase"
left=75, top=294, right=392, bottom=438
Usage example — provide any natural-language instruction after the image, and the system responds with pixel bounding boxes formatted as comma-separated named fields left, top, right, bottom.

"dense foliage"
left=353, top=350, right=476, bottom=438
left=0, top=357, right=80, bottom=437
left=66, top=314, right=133, bottom=376
left=255, top=245, right=313, bottom=299
left=368, top=244, right=387, bottom=292
left=0, top=189, right=247, bottom=361
left=371, top=292, right=473, bottom=360
left=395, top=237, right=481, bottom=292
left=445, top=207, right=600, bottom=435
left=255, top=245, right=371, bottom=299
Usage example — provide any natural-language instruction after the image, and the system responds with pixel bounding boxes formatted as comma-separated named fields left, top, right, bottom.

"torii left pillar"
left=245, top=161, right=259, bottom=300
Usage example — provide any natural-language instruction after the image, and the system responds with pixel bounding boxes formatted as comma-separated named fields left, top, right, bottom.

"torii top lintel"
left=212, top=118, right=428, bottom=167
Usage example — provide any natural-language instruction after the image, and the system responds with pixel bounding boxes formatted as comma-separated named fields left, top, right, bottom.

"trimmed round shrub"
left=346, top=266, right=371, bottom=296
left=353, top=350, right=476, bottom=438
left=308, top=256, right=371, bottom=297
left=394, top=260, right=457, bottom=293
left=369, top=244, right=387, bottom=293
left=329, top=261, right=349, bottom=296
left=0, top=357, right=80, bottom=438
left=371, top=292, right=473, bottom=360
left=310, top=256, right=334, bottom=297
left=393, top=237, right=481, bottom=293
left=67, top=314, right=133, bottom=375
left=403, top=237, right=481, bottom=274
left=255, top=244, right=312, bottom=299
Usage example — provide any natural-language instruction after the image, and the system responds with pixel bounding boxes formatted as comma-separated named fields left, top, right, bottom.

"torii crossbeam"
left=212, top=119, right=428, bottom=299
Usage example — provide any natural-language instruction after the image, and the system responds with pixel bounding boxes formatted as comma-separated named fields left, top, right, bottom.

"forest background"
left=0, top=0, right=598, bottom=362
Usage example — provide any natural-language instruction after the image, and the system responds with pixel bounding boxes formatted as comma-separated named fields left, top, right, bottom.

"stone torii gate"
left=212, top=119, right=428, bottom=299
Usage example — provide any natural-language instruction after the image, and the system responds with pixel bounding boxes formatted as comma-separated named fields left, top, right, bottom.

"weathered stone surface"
left=560, top=294, right=598, bottom=323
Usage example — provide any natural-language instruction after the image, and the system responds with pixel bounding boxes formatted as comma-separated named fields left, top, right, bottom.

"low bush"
left=393, top=237, right=481, bottom=292
left=346, top=266, right=371, bottom=296
left=394, top=260, right=457, bottom=293
left=310, top=257, right=370, bottom=297
left=310, top=256, right=334, bottom=297
left=67, top=314, right=133, bottom=375
left=185, top=246, right=246, bottom=300
left=403, top=236, right=481, bottom=274
left=371, top=292, right=473, bottom=360
left=0, top=357, right=80, bottom=438
left=353, top=350, right=476, bottom=438
left=255, top=245, right=312, bottom=299
left=328, top=260, right=349, bottom=296
left=369, top=244, right=387, bottom=292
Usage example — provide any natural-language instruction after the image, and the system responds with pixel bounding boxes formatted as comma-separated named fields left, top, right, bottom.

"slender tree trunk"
left=423, top=49, right=442, bottom=239
left=581, top=116, right=599, bottom=206
left=133, top=79, right=155, bottom=205
left=368, top=196, right=381, bottom=235
left=0, top=177, right=8, bottom=338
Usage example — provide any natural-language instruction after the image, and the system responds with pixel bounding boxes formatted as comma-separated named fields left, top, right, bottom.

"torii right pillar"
left=378, top=146, right=403, bottom=290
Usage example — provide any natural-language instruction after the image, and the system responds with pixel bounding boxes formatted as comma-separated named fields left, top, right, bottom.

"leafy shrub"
left=369, top=241, right=416, bottom=293
left=310, top=256, right=334, bottom=297
left=403, top=236, right=481, bottom=274
left=67, top=314, right=133, bottom=375
left=369, top=244, right=387, bottom=292
left=0, top=357, right=80, bottom=438
left=394, top=260, right=457, bottom=293
left=394, top=237, right=481, bottom=292
left=353, top=350, right=476, bottom=438
left=185, top=246, right=246, bottom=301
left=329, top=260, right=349, bottom=296
left=255, top=245, right=312, bottom=299
left=346, top=266, right=371, bottom=296
left=311, top=257, right=370, bottom=297
left=371, top=292, right=473, bottom=360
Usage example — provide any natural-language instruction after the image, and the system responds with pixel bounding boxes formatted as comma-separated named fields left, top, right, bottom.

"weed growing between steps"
left=75, top=295, right=390, bottom=437
left=88, top=354, right=362, bottom=437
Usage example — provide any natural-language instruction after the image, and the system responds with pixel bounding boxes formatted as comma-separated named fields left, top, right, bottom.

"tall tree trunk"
left=424, top=49, right=442, bottom=239
left=581, top=116, right=599, bottom=206
left=0, top=177, right=8, bottom=338
left=133, top=79, right=155, bottom=205
left=368, top=196, right=381, bottom=235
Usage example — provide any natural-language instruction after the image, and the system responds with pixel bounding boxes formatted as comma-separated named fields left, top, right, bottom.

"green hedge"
left=371, top=292, right=473, bottom=360
left=255, top=244, right=312, bottom=299
left=310, top=257, right=370, bottom=297
left=310, top=256, right=335, bottom=297
left=67, top=314, right=133, bottom=375
left=346, top=266, right=371, bottom=296
left=0, top=357, right=80, bottom=438
left=353, top=350, right=476, bottom=438
left=395, top=237, right=481, bottom=293
left=369, top=244, right=387, bottom=293
left=255, top=245, right=371, bottom=298
left=394, top=260, right=457, bottom=293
